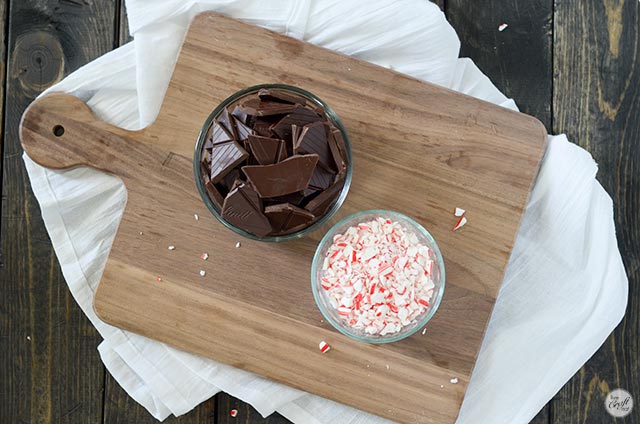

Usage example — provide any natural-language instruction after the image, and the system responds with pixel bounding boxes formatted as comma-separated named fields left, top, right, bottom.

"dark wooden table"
left=0, top=1, right=637, bottom=423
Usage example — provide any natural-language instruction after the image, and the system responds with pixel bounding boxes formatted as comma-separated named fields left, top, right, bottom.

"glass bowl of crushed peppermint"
left=194, top=84, right=352, bottom=241
left=311, top=210, right=445, bottom=343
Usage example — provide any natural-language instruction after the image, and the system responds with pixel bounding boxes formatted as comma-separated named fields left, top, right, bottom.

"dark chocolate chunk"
left=264, top=191, right=306, bottom=206
left=231, top=105, right=249, bottom=125
left=331, top=128, right=348, bottom=165
left=242, top=154, right=319, bottom=198
left=328, top=129, right=347, bottom=172
left=216, top=108, right=238, bottom=140
left=205, top=181, right=225, bottom=210
left=271, top=106, right=323, bottom=141
left=238, top=98, right=297, bottom=116
left=232, top=115, right=253, bottom=141
left=265, top=203, right=315, bottom=233
left=209, top=140, right=248, bottom=183
left=294, top=122, right=332, bottom=170
left=308, top=164, right=335, bottom=191
left=221, top=184, right=272, bottom=237
left=258, top=88, right=310, bottom=105
left=218, top=169, right=241, bottom=194
left=304, top=178, right=345, bottom=217
left=247, top=135, right=286, bottom=165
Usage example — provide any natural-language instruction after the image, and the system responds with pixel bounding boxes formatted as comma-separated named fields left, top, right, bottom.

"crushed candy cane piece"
left=440, top=384, right=445, bottom=389
left=450, top=377, right=459, bottom=384
left=199, top=270, right=206, bottom=277
left=139, top=231, right=143, bottom=235
left=454, top=207, right=466, bottom=217
left=26, top=336, right=31, bottom=341
left=156, top=276, right=162, bottom=282
left=422, top=328, right=427, bottom=335
left=235, top=242, right=241, bottom=248
left=319, top=341, right=331, bottom=353
left=229, top=409, right=238, bottom=417
left=498, top=23, right=508, bottom=31
left=200, top=252, right=209, bottom=260
left=194, top=213, right=199, bottom=221
left=320, top=217, right=436, bottom=336
left=168, top=245, right=175, bottom=251
left=453, top=216, right=467, bottom=231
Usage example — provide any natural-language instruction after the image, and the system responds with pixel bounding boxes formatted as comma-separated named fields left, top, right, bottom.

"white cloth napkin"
left=23, top=1, right=628, bottom=423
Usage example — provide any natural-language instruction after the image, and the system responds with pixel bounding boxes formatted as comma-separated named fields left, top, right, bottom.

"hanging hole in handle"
left=53, top=125, right=65, bottom=137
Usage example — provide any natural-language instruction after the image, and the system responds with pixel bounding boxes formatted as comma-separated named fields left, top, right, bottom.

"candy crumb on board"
left=194, top=213, right=199, bottom=221
left=168, top=245, right=176, bottom=250
left=450, top=377, right=459, bottom=384
left=139, top=231, right=143, bottom=235
left=319, top=341, right=331, bottom=353
left=200, top=252, right=209, bottom=260
left=229, top=409, right=238, bottom=417
left=199, top=270, right=206, bottom=277
left=498, top=23, right=509, bottom=31
left=440, top=384, right=445, bottom=389
left=235, top=242, right=241, bottom=248
left=454, top=207, right=466, bottom=217
left=453, top=216, right=467, bottom=231
left=26, top=336, right=31, bottom=341
left=422, top=328, right=427, bottom=335
left=156, top=276, right=162, bottom=282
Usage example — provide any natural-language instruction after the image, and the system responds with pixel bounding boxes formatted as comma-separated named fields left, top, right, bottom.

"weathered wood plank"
left=118, top=0, right=131, bottom=45
left=0, top=0, right=7, bottom=203
left=447, top=0, right=553, bottom=130
left=216, top=394, right=291, bottom=424
left=552, top=0, right=639, bottom=422
left=0, top=1, right=116, bottom=423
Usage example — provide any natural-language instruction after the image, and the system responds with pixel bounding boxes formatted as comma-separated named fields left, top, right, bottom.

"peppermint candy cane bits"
left=319, top=217, right=436, bottom=336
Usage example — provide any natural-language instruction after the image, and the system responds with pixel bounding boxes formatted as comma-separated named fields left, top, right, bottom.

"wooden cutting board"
left=20, top=12, right=547, bottom=424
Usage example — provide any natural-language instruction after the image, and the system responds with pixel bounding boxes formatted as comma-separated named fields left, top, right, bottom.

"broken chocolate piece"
left=328, top=129, right=347, bottom=172
left=238, top=98, right=297, bottom=116
left=271, top=106, right=322, bottom=141
left=247, top=135, right=286, bottom=165
left=209, top=140, right=248, bottom=183
left=257, top=88, right=310, bottom=105
left=294, top=122, right=333, bottom=170
left=242, top=154, right=319, bottom=198
left=308, top=164, right=335, bottom=191
left=265, top=203, right=315, bottom=233
left=304, top=178, right=346, bottom=217
left=218, top=169, right=241, bottom=194
left=216, top=108, right=238, bottom=140
left=205, top=181, right=225, bottom=210
left=221, top=184, right=272, bottom=237
left=232, top=115, right=253, bottom=141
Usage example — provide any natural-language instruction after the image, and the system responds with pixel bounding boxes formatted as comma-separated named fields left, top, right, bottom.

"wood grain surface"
left=1, top=1, right=638, bottom=424
left=18, top=11, right=547, bottom=424
left=552, top=0, right=640, bottom=422
left=0, top=1, right=114, bottom=423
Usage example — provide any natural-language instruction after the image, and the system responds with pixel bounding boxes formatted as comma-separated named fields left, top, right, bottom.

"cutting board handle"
left=20, top=93, right=138, bottom=174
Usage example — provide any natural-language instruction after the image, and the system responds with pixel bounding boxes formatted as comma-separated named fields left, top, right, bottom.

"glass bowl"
left=193, top=84, right=353, bottom=242
left=311, top=210, right=445, bottom=343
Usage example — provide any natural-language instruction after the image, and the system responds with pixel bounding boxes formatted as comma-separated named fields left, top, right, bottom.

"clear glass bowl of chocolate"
left=311, top=210, right=446, bottom=344
left=194, top=84, right=352, bottom=241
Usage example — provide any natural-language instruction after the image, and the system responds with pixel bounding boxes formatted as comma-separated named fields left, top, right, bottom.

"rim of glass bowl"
left=311, top=210, right=446, bottom=344
left=193, top=84, right=353, bottom=242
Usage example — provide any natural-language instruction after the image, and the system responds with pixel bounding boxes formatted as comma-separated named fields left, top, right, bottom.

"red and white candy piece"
left=454, top=207, right=466, bottom=217
left=498, top=23, right=508, bottom=32
left=452, top=216, right=467, bottom=231
left=319, top=341, right=331, bottom=353
left=199, top=270, right=206, bottom=277
left=450, top=377, right=459, bottom=384
left=229, top=409, right=238, bottom=417
left=321, top=217, right=436, bottom=336
left=156, top=276, right=162, bottom=282
left=200, top=252, right=209, bottom=260
left=167, top=245, right=176, bottom=251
